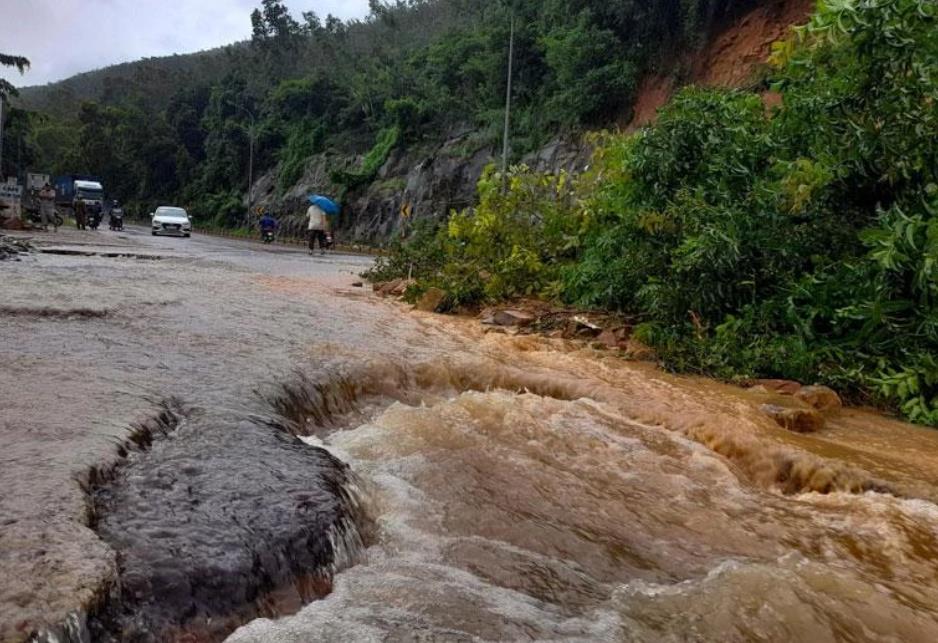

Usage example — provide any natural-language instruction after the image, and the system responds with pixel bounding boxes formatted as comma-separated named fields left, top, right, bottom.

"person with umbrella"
left=306, top=195, right=339, bottom=256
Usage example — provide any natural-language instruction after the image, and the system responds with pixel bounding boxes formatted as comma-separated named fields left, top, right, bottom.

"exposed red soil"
left=694, top=0, right=815, bottom=87
left=625, top=75, right=676, bottom=131
left=625, top=0, right=815, bottom=130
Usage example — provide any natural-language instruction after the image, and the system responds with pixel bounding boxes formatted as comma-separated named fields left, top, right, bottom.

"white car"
left=151, top=206, right=192, bottom=237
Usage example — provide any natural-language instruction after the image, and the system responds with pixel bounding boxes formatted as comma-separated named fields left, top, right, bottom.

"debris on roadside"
left=364, top=282, right=646, bottom=359
left=478, top=301, right=643, bottom=356
left=572, top=315, right=602, bottom=336
left=372, top=278, right=415, bottom=297
left=0, top=235, right=33, bottom=261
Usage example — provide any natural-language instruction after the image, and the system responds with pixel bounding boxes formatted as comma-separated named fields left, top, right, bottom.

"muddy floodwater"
left=3, top=227, right=938, bottom=642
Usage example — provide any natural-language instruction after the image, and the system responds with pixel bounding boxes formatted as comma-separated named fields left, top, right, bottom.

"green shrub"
left=375, top=0, right=938, bottom=425
left=330, top=126, right=400, bottom=191
left=278, top=119, right=325, bottom=192
left=565, top=0, right=938, bottom=423
left=364, top=218, right=447, bottom=284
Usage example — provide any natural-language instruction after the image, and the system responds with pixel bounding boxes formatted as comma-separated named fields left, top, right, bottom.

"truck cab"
left=74, top=180, right=105, bottom=209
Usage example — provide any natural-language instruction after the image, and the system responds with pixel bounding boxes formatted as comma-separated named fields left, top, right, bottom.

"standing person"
left=307, top=202, right=328, bottom=255
left=38, top=183, right=56, bottom=231
left=73, top=197, right=87, bottom=231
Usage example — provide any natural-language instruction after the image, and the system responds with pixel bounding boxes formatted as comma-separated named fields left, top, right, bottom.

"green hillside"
left=2, top=0, right=763, bottom=222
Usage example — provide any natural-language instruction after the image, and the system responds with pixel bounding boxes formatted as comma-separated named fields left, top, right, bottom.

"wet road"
left=0, top=226, right=425, bottom=640
left=3, top=226, right=938, bottom=642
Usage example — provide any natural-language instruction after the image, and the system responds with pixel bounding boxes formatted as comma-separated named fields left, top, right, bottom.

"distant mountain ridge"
left=15, top=44, right=240, bottom=117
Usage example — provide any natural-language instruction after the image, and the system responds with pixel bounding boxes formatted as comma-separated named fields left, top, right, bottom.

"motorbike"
left=87, top=207, right=102, bottom=231
left=25, top=208, right=64, bottom=229
left=262, top=229, right=275, bottom=244
left=109, top=209, right=124, bottom=231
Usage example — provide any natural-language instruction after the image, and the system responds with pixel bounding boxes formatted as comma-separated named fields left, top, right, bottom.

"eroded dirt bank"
left=3, top=227, right=938, bottom=642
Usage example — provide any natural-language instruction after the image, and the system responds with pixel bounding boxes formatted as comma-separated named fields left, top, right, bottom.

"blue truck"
left=54, top=174, right=104, bottom=206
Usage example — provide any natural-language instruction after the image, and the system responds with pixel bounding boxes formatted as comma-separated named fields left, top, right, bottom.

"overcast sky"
left=0, top=0, right=371, bottom=88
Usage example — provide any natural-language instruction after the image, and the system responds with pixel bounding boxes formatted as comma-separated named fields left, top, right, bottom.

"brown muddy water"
left=2, top=228, right=938, bottom=642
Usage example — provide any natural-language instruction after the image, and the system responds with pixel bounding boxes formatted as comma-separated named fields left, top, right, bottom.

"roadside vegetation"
left=369, top=0, right=938, bottom=425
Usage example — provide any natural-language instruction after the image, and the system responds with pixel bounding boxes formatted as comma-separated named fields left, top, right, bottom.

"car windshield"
left=157, top=208, right=188, bottom=219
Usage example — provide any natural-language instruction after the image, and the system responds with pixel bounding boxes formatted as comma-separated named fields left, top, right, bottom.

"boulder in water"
left=753, top=379, right=803, bottom=395
left=492, top=310, right=536, bottom=327
left=795, top=385, right=843, bottom=411
left=759, top=403, right=825, bottom=433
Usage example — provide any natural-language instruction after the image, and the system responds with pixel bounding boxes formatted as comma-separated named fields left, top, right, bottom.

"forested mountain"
left=3, top=0, right=767, bottom=226
left=15, top=48, right=238, bottom=119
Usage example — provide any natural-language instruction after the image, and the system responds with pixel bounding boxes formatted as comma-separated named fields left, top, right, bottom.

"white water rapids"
left=227, top=341, right=938, bottom=642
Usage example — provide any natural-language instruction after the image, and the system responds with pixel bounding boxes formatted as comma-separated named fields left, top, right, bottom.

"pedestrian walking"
left=38, top=183, right=56, bottom=231
left=307, top=202, right=328, bottom=255
left=74, top=198, right=87, bottom=230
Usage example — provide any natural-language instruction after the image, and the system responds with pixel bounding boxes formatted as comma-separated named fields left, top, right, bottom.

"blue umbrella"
left=307, top=194, right=340, bottom=216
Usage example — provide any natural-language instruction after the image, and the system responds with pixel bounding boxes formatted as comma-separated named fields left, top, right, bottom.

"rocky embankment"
left=250, top=133, right=592, bottom=244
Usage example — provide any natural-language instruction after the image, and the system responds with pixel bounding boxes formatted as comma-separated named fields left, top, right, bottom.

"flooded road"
left=3, top=227, right=938, bottom=641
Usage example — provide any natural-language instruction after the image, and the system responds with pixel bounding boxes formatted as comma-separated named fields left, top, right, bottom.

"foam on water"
left=227, top=375, right=938, bottom=642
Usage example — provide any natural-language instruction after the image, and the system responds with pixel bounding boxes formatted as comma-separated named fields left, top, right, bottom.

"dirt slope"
left=627, top=0, right=815, bottom=130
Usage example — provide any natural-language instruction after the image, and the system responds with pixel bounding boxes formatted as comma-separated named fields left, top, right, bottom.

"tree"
left=1, top=52, right=30, bottom=176
left=0, top=53, right=30, bottom=100
left=250, top=0, right=303, bottom=78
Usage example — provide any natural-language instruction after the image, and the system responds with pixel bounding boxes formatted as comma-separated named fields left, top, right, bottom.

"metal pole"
left=248, top=122, right=254, bottom=213
left=231, top=101, right=257, bottom=214
left=501, top=10, right=515, bottom=178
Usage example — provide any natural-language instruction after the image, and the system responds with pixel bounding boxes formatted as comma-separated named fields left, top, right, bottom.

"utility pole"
left=243, top=114, right=256, bottom=215
left=234, top=103, right=257, bottom=214
left=501, top=9, right=515, bottom=179
left=247, top=124, right=255, bottom=213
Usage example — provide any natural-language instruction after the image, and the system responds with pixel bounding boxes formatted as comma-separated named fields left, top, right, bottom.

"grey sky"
left=0, top=0, right=370, bottom=88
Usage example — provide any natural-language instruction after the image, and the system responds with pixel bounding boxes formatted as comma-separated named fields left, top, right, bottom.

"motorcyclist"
left=259, top=212, right=278, bottom=237
left=109, top=200, right=124, bottom=230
